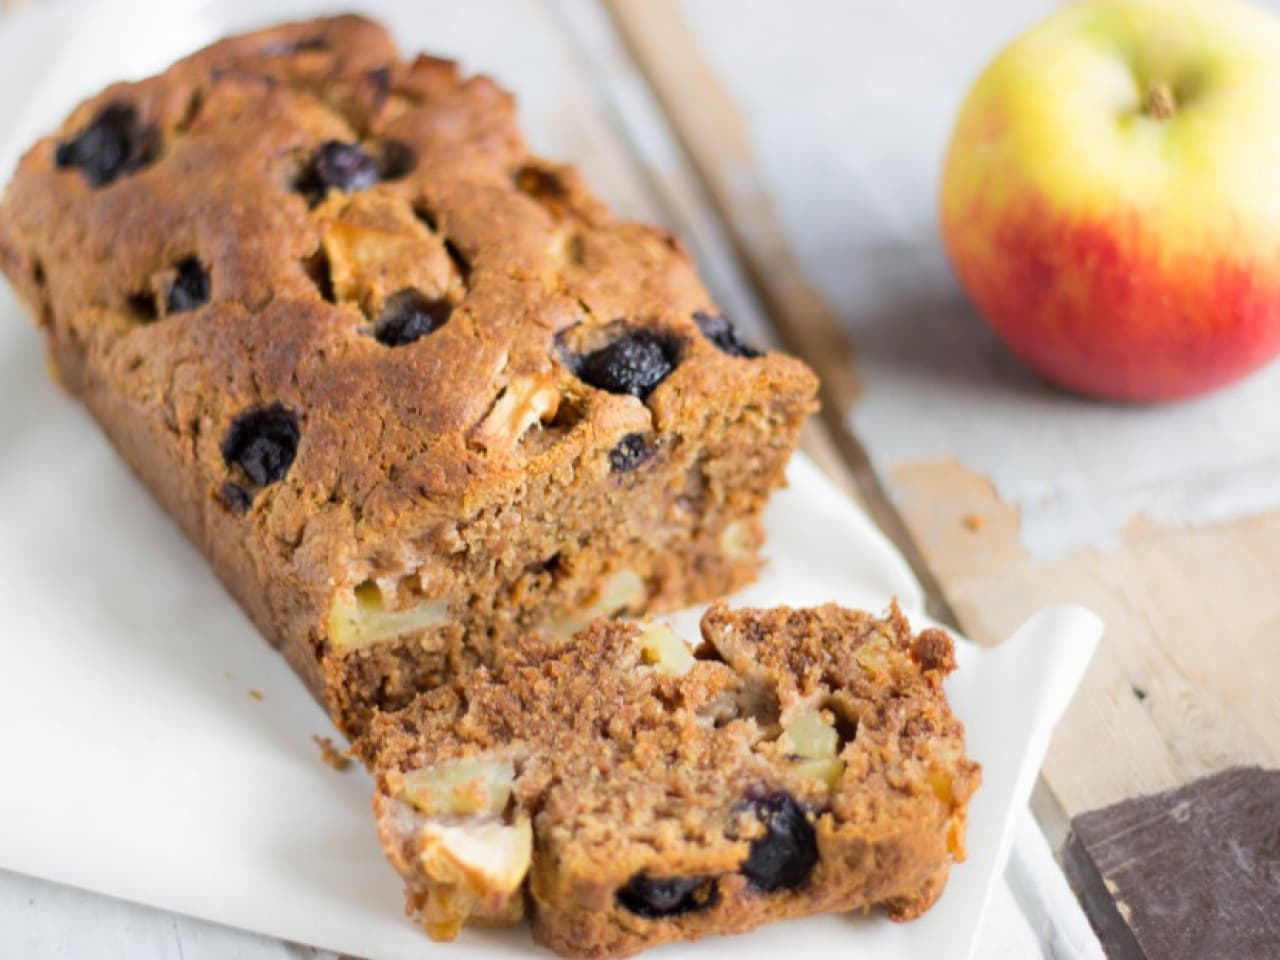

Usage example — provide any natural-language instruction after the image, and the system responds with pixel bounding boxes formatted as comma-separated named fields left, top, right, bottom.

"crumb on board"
left=248, top=688, right=264, bottom=701
left=962, top=512, right=984, bottom=532
left=313, top=734, right=352, bottom=772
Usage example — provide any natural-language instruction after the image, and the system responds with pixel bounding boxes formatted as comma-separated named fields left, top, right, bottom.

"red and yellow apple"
left=941, top=0, right=1280, bottom=402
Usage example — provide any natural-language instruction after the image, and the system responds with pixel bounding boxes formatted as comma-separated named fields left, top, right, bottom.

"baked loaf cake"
left=0, top=16, right=817, bottom=735
left=358, top=602, right=981, bottom=957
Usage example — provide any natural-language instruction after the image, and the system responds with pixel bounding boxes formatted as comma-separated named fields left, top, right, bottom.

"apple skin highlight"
left=944, top=190, right=1280, bottom=402
left=940, top=0, right=1280, bottom=402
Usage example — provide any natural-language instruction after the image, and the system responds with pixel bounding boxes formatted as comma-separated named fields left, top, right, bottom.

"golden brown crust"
left=360, top=603, right=981, bottom=957
left=0, top=16, right=817, bottom=733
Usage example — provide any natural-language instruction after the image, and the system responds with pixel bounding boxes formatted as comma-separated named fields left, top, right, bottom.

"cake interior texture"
left=359, top=603, right=982, bottom=958
left=0, top=15, right=818, bottom=735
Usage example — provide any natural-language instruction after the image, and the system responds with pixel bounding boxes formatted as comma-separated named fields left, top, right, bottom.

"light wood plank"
left=893, top=459, right=1280, bottom=812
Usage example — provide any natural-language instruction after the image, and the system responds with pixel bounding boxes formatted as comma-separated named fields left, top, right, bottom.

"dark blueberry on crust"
left=616, top=874, right=719, bottom=918
left=575, top=330, right=679, bottom=399
left=166, top=257, right=210, bottom=314
left=374, top=289, right=450, bottom=347
left=218, top=481, right=253, bottom=514
left=609, top=433, right=653, bottom=473
left=54, top=102, right=159, bottom=187
left=694, top=311, right=762, bottom=359
left=298, top=141, right=379, bottom=201
left=221, top=404, right=299, bottom=487
left=315, top=140, right=379, bottom=192
left=740, top=793, right=818, bottom=892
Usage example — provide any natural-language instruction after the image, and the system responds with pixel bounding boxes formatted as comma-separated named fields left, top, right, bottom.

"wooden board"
left=606, top=0, right=1280, bottom=827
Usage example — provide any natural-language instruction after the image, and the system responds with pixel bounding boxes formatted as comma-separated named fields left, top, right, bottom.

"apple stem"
left=1145, top=82, right=1177, bottom=121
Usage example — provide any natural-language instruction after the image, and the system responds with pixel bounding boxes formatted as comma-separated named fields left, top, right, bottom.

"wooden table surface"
left=4, top=0, right=1278, bottom=955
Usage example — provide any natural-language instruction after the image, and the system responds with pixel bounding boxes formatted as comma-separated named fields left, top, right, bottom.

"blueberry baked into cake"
left=358, top=602, right=981, bottom=957
left=0, top=15, right=817, bottom=736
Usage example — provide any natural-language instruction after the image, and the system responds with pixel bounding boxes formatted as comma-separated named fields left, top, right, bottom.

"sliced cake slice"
left=358, top=602, right=982, bottom=958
